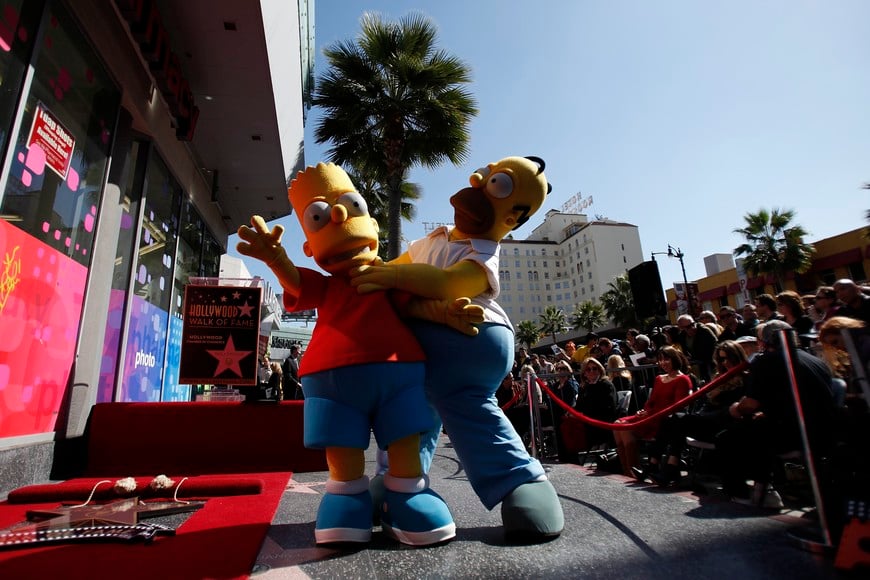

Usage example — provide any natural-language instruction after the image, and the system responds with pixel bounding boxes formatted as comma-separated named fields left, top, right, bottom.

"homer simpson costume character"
left=351, top=156, right=564, bottom=540
left=236, top=163, right=482, bottom=546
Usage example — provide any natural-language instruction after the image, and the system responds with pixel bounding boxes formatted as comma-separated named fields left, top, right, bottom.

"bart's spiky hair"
left=287, top=162, right=355, bottom=211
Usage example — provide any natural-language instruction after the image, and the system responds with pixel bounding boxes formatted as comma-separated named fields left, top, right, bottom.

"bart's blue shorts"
left=302, top=361, right=435, bottom=450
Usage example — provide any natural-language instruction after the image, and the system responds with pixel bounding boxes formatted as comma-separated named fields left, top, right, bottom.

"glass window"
left=201, top=229, right=222, bottom=277
left=1, top=1, right=120, bottom=267
left=848, top=261, right=866, bottom=282
left=0, top=0, right=41, bottom=158
left=97, top=139, right=146, bottom=403
left=120, top=152, right=181, bottom=402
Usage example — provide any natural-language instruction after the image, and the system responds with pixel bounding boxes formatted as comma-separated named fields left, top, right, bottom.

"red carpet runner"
left=0, top=471, right=291, bottom=580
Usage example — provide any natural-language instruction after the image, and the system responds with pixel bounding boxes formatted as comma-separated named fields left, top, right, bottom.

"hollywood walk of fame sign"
left=179, top=285, right=262, bottom=385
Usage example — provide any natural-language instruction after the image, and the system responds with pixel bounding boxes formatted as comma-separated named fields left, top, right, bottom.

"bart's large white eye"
left=485, top=172, right=514, bottom=199
left=337, top=192, right=368, bottom=217
left=303, top=201, right=330, bottom=232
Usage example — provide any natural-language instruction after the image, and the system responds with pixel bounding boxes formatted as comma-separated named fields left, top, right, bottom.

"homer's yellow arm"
left=236, top=215, right=301, bottom=297
left=350, top=252, right=490, bottom=301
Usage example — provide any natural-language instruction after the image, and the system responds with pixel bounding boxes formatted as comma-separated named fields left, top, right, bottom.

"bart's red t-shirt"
left=283, top=268, right=426, bottom=376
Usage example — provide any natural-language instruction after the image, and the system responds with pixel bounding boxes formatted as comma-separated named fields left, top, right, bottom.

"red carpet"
left=0, top=471, right=291, bottom=580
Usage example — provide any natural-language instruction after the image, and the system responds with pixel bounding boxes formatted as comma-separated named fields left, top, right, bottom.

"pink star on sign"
left=207, top=336, right=253, bottom=377
left=238, top=301, right=255, bottom=317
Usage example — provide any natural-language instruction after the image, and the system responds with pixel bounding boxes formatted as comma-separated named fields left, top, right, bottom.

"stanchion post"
left=526, top=374, right=539, bottom=459
left=779, top=329, right=834, bottom=552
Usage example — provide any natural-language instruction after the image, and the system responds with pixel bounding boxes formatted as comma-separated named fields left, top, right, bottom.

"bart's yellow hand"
left=236, top=215, right=301, bottom=293
left=236, top=216, right=286, bottom=267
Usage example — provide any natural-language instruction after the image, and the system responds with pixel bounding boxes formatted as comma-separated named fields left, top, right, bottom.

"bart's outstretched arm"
left=236, top=215, right=301, bottom=297
left=350, top=253, right=490, bottom=301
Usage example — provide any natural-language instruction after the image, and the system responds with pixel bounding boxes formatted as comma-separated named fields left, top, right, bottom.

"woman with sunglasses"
left=648, top=340, right=748, bottom=486
left=574, top=358, right=618, bottom=451
left=613, top=347, right=693, bottom=479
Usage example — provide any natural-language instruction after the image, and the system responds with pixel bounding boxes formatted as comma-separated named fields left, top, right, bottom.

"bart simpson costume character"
left=351, top=156, right=564, bottom=540
left=236, top=162, right=480, bottom=546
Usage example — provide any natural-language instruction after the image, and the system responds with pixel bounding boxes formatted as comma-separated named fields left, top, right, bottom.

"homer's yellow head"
left=450, top=156, right=551, bottom=242
left=288, top=162, right=379, bottom=274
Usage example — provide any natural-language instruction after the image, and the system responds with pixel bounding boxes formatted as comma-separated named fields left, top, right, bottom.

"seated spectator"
left=624, top=328, right=641, bottom=355
left=677, top=314, right=718, bottom=383
left=718, top=306, right=752, bottom=341
left=596, top=337, right=622, bottom=366
left=497, top=373, right=530, bottom=438
left=613, top=347, right=694, bottom=479
left=574, top=358, right=618, bottom=451
left=818, top=316, right=866, bottom=407
left=776, top=290, right=815, bottom=343
left=549, top=361, right=580, bottom=461
left=716, top=320, right=837, bottom=505
left=607, top=354, right=634, bottom=394
left=698, top=310, right=724, bottom=337
left=755, top=293, right=784, bottom=322
left=742, top=303, right=760, bottom=332
left=649, top=340, right=748, bottom=486
left=735, top=335, right=761, bottom=362
left=812, top=286, right=840, bottom=332
left=833, top=279, right=870, bottom=324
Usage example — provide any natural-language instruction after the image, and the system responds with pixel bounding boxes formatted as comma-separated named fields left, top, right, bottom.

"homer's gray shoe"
left=500, top=480, right=564, bottom=542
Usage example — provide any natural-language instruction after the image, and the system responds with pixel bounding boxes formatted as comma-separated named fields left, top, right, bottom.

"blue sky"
left=230, top=0, right=870, bottom=304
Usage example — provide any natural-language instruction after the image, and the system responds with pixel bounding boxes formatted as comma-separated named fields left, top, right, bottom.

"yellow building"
left=664, top=227, right=870, bottom=322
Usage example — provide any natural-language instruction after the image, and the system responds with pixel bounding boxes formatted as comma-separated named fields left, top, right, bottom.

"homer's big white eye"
left=337, top=192, right=368, bottom=217
left=303, top=201, right=331, bottom=232
left=485, top=173, right=514, bottom=198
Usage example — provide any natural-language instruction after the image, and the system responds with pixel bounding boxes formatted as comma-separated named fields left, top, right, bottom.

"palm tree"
left=312, top=12, right=478, bottom=259
left=733, top=208, right=814, bottom=291
left=515, top=320, right=541, bottom=350
left=538, top=306, right=568, bottom=346
left=600, top=273, right=637, bottom=329
left=571, top=300, right=606, bottom=334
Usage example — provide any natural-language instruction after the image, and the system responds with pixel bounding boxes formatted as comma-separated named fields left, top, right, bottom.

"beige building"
left=499, top=210, right=644, bottom=331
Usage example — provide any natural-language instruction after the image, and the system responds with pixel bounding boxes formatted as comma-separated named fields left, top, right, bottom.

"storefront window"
left=119, top=153, right=180, bottom=402
left=162, top=198, right=202, bottom=401
left=201, top=228, right=222, bottom=277
left=0, top=0, right=119, bottom=438
left=0, top=0, right=42, bottom=160
left=97, top=139, right=146, bottom=403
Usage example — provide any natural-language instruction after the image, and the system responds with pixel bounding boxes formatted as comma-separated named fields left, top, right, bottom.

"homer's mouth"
left=324, top=243, right=375, bottom=266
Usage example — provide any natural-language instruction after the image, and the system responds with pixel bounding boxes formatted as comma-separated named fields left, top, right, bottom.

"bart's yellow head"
left=288, top=162, right=379, bottom=274
left=450, top=156, right=551, bottom=242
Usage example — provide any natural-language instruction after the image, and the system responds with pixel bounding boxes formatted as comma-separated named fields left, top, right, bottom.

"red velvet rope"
left=536, top=361, right=748, bottom=431
left=501, top=390, right=522, bottom=411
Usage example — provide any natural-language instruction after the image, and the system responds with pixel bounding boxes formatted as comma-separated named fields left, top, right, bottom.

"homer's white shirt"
left=407, top=226, right=512, bottom=330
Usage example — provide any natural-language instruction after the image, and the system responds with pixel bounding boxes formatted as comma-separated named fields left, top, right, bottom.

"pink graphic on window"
left=0, top=4, right=21, bottom=52
left=0, top=219, right=87, bottom=438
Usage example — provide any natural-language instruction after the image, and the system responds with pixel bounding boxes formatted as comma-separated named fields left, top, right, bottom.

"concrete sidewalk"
left=252, top=436, right=840, bottom=579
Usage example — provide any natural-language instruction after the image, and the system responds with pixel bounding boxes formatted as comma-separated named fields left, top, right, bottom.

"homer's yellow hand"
left=236, top=215, right=286, bottom=267
left=445, top=297, right=484, bottom=336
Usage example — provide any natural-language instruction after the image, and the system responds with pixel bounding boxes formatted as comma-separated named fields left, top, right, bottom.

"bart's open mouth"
left=325, top=243, right=374, bottom=265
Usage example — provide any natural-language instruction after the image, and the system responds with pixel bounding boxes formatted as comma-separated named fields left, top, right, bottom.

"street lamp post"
left=651, top=245, right=694, bottom=317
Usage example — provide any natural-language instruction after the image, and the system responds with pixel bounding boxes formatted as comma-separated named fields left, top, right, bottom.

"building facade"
left=499, top=210, right=644, bottom=329
left=0, top=0, right=312, bottom=485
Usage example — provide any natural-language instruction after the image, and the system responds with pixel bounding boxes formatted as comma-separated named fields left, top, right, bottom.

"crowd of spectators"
left=505, top=278, right=869, bottom=523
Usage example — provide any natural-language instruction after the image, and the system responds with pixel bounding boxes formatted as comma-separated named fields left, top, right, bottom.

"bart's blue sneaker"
left=381, top=488, right=456, bottom=546
left=315, top=490, right=373, bottom=545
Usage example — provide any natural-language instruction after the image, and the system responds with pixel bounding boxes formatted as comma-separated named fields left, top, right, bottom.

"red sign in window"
left=26, top=103, right=76, bottom=179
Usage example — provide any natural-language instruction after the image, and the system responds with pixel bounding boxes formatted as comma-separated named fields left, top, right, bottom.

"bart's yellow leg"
left=386, top=433, right=422, bottom=479
left=325, top=447, right=365, bottom=482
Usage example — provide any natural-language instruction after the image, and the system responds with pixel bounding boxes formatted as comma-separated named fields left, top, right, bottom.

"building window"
left=514, top=248, right=519, bottom=255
